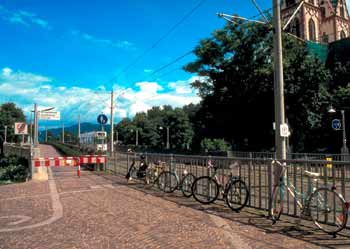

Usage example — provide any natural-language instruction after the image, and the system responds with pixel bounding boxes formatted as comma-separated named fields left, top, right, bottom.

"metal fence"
left=106, top=152, right=350, bottom=226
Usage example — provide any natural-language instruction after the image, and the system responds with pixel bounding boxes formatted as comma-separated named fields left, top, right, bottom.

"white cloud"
left=144, top=69, right=153, bottom=73
left=168, top=76, right=205, bottom=95
left=71, top=29, right=134, bottom=49
left=0, top=67, right=201, bottom=124
left=0, top=6, right=51, bottom=29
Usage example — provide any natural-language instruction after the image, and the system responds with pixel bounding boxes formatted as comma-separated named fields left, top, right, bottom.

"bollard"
left=77, top=158, right=81, bottom=178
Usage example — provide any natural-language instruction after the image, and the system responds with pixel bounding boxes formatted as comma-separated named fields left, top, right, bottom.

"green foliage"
left=116, top=106, right=194, bottom=152
left=200, top=138, right=230, bottom=153
left=183, top=20, right=334, bottom=152
left=0, top=103, right=26, bottom=143
left=0, top=155, right=29, bottom=183
left=47, top=142, right=81, bottom=156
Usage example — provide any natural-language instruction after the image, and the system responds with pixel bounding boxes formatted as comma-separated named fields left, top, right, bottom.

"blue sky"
left=0, top=0, right=272, bottom=128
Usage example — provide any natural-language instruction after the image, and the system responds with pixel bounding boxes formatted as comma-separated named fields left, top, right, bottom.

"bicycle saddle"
left=304, top=170, right=320, bottom=178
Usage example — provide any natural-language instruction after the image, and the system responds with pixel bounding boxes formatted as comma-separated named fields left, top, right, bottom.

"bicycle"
left=191, top=160, right=249, bottom=212
left=270, top=160, right=349, bottom=236
left=157, top=162, right=196, bottom=197
left=126, top=159, right=195, bottom=196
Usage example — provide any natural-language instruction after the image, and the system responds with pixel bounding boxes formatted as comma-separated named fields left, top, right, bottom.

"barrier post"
left=77, top=157, right=81, bottom=178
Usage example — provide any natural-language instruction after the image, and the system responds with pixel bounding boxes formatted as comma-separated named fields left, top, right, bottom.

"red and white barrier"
left=32, top=155, right=108, bottom=177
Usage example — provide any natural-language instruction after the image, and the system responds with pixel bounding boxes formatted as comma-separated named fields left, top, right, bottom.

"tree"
left=116, top=106, right=194, bottom=152
left=0, top=103, right=26, bottom=144
left=184, top=20, right=331, bottom=152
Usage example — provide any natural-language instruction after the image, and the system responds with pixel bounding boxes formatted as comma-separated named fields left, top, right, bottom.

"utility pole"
left=136, top=129, right=138, bottom=146
left=273, top=0, right=287, bottom=161
left=110, top=90, right=114, bottom=153
left=45, top=126, right=48, bottom=142
left=341, top=110, right=349, bottom=155
left=62, top=123, right=65, bottom=143
left=166, top=127, right=170, bottom=149
left=4, top=125, right=7, bottom=143
left=30, top=111, right=33, bottom=144
left=78, top=114, right=81, bottom=144
left=34, top=103, right=39, bottom=147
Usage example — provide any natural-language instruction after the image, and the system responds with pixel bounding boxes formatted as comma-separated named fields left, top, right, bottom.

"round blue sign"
left=332, top=119, right=341, bottom=130
left=97, top=114, right=108, bottom=125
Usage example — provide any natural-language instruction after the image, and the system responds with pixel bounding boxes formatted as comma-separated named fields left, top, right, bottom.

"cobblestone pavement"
left=0, top=166, right=349, bottom=248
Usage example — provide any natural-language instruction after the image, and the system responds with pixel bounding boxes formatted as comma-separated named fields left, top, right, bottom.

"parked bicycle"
left=157, top=162, right=196, bottom=197
left=191, top=160, right=249, bottom=212
left=126, top=156, right=195, bottom=196
left=270, top=160, right=349, bottom=236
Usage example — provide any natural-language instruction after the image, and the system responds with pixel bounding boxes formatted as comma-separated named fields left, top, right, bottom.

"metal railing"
left=106, top=152, right=350, bottom=226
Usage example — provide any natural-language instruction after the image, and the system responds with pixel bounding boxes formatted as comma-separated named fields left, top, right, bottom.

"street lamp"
left=31, top=104, right=55, bottom=147
left=130, top=129, right=138, bottom=146
left=328, top=107, right=348, bottom=155
left=159, top=126, right=170, bottom=149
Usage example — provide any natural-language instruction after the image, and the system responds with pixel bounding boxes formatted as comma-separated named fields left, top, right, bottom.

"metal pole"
left=166, top=127, right=170, bottom=149
left=34, top=103, right=39, bottom=147
left=62, top=123, right=65, bottom=143
left=45, top=126, right=48, bottom=142
left=341, top=110, right=348, bottom=154
left=78, top=114, right=80, bottom=143
left=30, top=111, right=33, bottom=144
left=110, top=90, right=114, bottom=153
left=273, top=0, right=287, bottom=161
left=4, top=125, right=7, bottom=143
left=136, top=129, right=138, bottom=146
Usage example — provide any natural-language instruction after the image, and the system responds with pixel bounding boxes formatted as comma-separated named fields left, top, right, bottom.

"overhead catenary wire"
left=104, top=0, right=208, bottom=86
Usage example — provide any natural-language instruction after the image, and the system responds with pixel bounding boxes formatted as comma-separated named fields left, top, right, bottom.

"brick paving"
left=0, top=161, right=349, bottom=248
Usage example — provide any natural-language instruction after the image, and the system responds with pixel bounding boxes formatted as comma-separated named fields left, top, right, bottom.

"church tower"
left=281, top=0, right=350, bottom=43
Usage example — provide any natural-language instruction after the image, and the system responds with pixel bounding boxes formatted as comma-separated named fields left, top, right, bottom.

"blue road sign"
left=332, top=119, right=341, bottom=130
left=97, top=114, right=108, bottom=125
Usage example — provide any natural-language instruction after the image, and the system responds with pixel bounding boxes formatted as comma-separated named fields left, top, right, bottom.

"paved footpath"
left=0, top=165, right=350, bottom=248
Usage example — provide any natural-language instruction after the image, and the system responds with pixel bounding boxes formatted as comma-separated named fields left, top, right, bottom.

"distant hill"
left=39, top=122, right=110, bottom=141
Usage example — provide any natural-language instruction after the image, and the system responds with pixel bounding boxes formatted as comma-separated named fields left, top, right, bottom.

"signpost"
left=14, top=122, right=28, bottom=135
left=97, top=114, right=108, bottom=125
left=280, top=123, right=290, bottom=137
left=97, top=114, right=108, bottom=132
left=38, top=111, right=60, bottom=120
left=332, top=119, right=341, bottom=130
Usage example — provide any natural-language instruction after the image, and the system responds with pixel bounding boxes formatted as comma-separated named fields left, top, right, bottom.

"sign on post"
left=39, top=111, right=60, bottom=120
left=14, top=122, right=28, bottom=135
left=280, top=123, right=290, bottom=137
left=331, top=119, right=341, bottom=130
left=97, top=114, right=108, bottom=125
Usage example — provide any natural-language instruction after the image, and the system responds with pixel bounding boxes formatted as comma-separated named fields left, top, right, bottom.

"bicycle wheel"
left=146, top=169, right=157, bottom=184
left=270, top=184, right=285, bottom=223
left=224, top=179, right=249, bottom=212
left=180, top=173, right=196, bottom=198
left=191, top=176, right=219, bottom=204
left=308, top=187, right=348, bottom=234
left=157, top=171, right=179, bottom=193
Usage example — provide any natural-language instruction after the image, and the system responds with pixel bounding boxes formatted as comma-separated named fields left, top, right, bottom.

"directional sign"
left=332, top=119, right=341, bottom=130
left=97, top=114, right=108, bottom=125
left=39, top=111, right=61, bottom=120
left=14, top=122, right=28, bottom=135
left=280, top=123, right=290, bottom=137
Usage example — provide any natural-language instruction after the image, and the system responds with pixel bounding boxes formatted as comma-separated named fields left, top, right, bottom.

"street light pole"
left=273, top=0, right=287, bottom=160
left=34, top=103, right=39, bottom=147
left=62, top=123, right=65, bottom=143
left=4, top=125, right=7, bottom=143
left=341, top=110, right=349, bottom=154
left=45, top=126, right=48, bottom=142
left=136, top=129, right=138, bottom=146
left=166, top=127, right=170, bottom=149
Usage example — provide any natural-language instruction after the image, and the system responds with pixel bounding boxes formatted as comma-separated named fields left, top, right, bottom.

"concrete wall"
left=2, top=143, right=48, bottom=181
